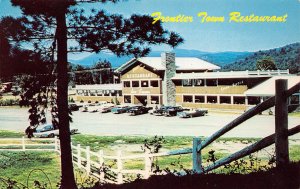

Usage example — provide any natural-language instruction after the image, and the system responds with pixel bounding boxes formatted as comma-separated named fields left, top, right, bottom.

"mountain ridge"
left=69, top=49, right=252, bottom=68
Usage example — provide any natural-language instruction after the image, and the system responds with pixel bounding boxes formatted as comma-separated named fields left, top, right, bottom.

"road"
left=0, top=107, right=299, bottom=139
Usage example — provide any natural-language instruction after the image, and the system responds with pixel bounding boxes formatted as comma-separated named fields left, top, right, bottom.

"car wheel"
left=48, top=133, right=55, bottom=138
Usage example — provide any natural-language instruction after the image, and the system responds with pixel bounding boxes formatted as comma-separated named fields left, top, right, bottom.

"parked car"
left=177, top=109, right=208, bottom=118
left=79, top=104, right=89, bottom=112
left=152, top=106, right=172, bottom=116
left=88, top=101, right=111, bottom=113
left=128, top=106, right=152, bottom=115
left=164, top=106, right=189, bottom=117
left=111, top=106, right=131, bottom=114
left=99, top=104, right=115, bottom=113
left=33, top=124, right=78, bottom=138
left=68, top=103, right=79, bottom=111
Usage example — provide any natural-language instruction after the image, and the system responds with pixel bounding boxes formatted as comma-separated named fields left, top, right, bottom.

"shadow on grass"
left=92, top=162, right=300, bottom=189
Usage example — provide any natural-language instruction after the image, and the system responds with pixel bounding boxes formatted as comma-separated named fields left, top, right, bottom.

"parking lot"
left=0, top=107, right=300, bottom=139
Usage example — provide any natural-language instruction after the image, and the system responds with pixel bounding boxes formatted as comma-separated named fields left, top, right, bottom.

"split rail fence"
left=0, top=79, right=299, bottom=184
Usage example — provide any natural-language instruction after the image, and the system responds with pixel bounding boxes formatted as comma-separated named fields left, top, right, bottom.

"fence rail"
left=0, top=137, right=59, bottom=152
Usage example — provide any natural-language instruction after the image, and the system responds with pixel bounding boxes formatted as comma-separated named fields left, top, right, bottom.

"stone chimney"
left=161, top=52, right=176, bottom=106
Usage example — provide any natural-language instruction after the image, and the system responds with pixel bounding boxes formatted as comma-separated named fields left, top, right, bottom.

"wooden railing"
left=0, top=137, right=59, bottom=151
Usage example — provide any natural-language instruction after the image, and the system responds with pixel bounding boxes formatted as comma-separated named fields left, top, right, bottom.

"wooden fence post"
left=86, top=146, right=91, bottom=174
left=117, top=150, right=123, bottom=184
left=275, top=79, right=289, bottom=167
left=144, top=148, right=151, bottom=179
left=193, top=138, right=202, bottom=173
left=99, top=150, right=105, bottom=181
left=77, top=144, right=81, bottom=168
left=22, top=137, right=25, bottom=151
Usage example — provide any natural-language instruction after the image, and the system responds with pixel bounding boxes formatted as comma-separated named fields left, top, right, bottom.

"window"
left=124, top=95, right=131, bottom=103
left=206, top=79, right=217, bottom=86
left=123, top=81, right=130, bottom=88
left=132, top=81, right=139, bottom=87
left=233, top=96, right=245, bottom=104
left=220, top=96, right=231, bottom=104
left=150, top=80, right=159, bottom=87
left=290, top=95, right=299, bottom=105
left=207, top=96, right=217, bottom=103
left=194, top=79, right=204, bottom=86
left=195, top=96, right=205, bottom=103
left=183, top=95, right=193, bottom=103
left=151, top=96, right=159, bottom=104
left=141, top=80, right=149, bottom=87
left=182, top=79, right=193, bottom=86
left=248, top=97, right=260, bottom=105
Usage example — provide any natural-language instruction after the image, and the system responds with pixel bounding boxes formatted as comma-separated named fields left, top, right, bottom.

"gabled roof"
left=244, top=76, right=300, bottom=96
left=115, top=57, right=220, bottom=73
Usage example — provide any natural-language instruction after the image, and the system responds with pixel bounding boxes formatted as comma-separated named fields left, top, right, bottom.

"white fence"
left=0, top=137, right=59, bottom=152
left=0, top=137, right=194, bottom=184
left=70, top=142, right=194, bottom=184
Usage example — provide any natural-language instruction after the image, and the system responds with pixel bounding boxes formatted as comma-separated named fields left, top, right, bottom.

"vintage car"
left=128, top=106, right=152, bottom=116
left=177, top=109, right=208, bottom=118
left=152, top=106, right=172, bottom=116
left=111, top=106, right=131, bottom=114
left=88, top=101, right=111, bottom=113
left=33, top=124, right=78, bottom=138
left=68, top=103, right=79, bottom=111
left=99, top=104, right=115, bottom=113
left=164, top=106, right=189, bottom=117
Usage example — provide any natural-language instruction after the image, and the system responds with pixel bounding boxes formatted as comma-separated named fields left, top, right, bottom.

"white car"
left=33, top=124, right=78, bottom=138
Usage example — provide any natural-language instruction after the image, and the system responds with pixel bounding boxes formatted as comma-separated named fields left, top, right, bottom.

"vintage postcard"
left=0, top=0, right=299, bottom=188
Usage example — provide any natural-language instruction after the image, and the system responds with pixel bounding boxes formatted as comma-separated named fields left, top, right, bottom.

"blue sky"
left=1, top=0, right=299, bottom=57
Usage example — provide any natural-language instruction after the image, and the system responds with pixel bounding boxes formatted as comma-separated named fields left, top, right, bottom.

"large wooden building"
left=75, top=52, right=299, bottom=110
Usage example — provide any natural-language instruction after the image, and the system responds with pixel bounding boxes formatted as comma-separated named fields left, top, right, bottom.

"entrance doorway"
left=134, top=95, right=148, bottom=106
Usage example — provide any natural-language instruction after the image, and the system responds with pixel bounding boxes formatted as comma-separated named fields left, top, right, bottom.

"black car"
left=164, top=106, right=188, bottom=116
left=68, top=103, right=79, bottom=111
left=128, top=106, right=152, bottom=116
left=152, top=106, right=172, bottom=116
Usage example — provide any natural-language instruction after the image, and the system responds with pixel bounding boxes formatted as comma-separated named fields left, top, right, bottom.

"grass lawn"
left=0, top=151, right=61, bottom=188
left=289, top=112, right=300, bottom=117
left=0, top=130, right=299, bottom=186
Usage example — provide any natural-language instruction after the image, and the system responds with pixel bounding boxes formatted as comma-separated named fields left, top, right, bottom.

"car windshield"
left=36, top=124, right=52, bottom=131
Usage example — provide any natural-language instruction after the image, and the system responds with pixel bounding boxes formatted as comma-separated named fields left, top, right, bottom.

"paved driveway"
left=0, top=107, right=299, bottom=139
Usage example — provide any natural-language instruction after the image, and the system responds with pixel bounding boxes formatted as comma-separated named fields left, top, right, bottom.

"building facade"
left=75, top=52, right=299, bottom=110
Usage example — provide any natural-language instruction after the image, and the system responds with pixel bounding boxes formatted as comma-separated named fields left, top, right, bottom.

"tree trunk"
left=56, top=10, right=78, bottom=189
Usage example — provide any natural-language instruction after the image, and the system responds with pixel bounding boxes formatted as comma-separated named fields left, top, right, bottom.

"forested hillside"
left=223, top=43, right=300, bottom=73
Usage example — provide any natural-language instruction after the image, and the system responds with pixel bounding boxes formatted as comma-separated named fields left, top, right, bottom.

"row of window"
left=124, top=95, right=160, bottom=104
left=181, top=79, right=246, bottom=87
left=77, top=90, right=122, bottom=97
left=123, top=80, right=159, bottom=88
left=182, top=95, right=263, bottom=105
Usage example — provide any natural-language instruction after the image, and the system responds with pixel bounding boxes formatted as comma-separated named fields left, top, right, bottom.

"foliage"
left=256, top=57, right=276, bottom=70
left=18, top=75, right=62, bottom=129
left=72, top=60, right=115, bottom=85
left=0, top=16, right=52, bottom=79
left=0, top=99, right=19, bottom=106
left=223, top=42, right=300, bottom=73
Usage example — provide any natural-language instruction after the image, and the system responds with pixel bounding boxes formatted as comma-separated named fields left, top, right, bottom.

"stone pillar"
left=162, top=52, right=176, bottom=106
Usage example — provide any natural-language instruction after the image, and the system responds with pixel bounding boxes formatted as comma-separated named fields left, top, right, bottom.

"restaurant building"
left=75, top=52, right=299, bottom=110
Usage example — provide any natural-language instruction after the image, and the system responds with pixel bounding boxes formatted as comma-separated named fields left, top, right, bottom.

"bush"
left=0, top=99, right=19, bottom=106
